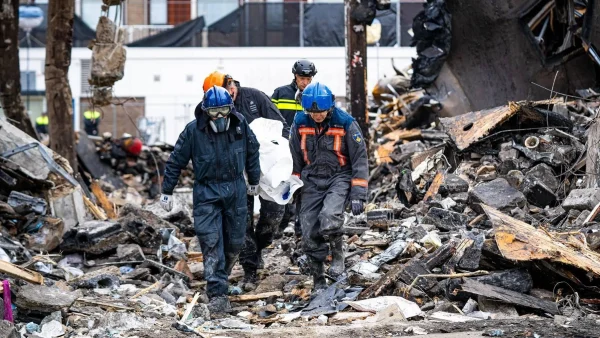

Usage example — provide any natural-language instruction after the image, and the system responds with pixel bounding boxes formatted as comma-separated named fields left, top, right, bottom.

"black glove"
left=351, top=200, right=365, bottom=216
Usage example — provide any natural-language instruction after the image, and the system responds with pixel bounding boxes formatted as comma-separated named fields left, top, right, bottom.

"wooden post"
left=45, top=0, right=78, bottom=169
left=0, top=0, right=39, bottom=140
left=345, top=0, right=369, bottom=141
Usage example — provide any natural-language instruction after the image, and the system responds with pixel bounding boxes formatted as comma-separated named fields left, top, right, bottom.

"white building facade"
left=18, top=46, right=415, bottom=144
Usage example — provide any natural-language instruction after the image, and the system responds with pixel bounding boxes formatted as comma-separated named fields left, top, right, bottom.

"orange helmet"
left=203, top=71, right=233, bottom=92
left=122, top=137, right=143, bottom=156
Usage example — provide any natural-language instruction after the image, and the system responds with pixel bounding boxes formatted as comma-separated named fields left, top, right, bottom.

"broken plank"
left=90, top=181, right=117, bottom=219
left=460, top=278, right=558, bottom=314
left=423, top=171, right=445, bottom=202
left=360, top=240, right=389, bottom=248
left=439, top=99, right=566, bottom=151
left=583, top=201, right=600, bottom=225
left=76, top=298, right=134, bottom=310
left=83, top=195, right=107, bottom=220
left=358, top=264, right=404, bottom=300
left=376, top=129, right=422, bottom=164
left=482, top=204, right=600, bottom=276
left=229, top=291, right=283, bottom=302
left=0, top=260, right=44, bottom=284
left=425, top=239, right=458, bottom=270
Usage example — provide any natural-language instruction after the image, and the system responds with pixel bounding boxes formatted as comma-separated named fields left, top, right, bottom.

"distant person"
left=35, top=111, right=49, bottom=135
left=83, top=109, right=101, bottom=135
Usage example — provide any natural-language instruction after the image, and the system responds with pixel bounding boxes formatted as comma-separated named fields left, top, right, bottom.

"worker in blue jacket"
left=160, top=86, right=261, bottom=313
left=289, top=82, right=368, bottom=290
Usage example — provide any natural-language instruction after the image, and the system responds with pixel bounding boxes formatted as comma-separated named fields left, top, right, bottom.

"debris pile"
left=352, top=91, right=600, bottom=329
left=76, top=130, right=194, bottom=203
left=5, top=82, right=600, bottom=337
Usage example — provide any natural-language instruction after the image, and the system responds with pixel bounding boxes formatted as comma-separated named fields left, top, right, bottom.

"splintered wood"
left=482, top=204, right=600, bottom=276
left=375, top=129, right=422, bottom=164
left=423, top=171, right=445, bottom=202
left=439, top=99, right=565, bottom=151
left=90, top=181, right=117, bottom=219
left=0, top=260, right=44, bottom=284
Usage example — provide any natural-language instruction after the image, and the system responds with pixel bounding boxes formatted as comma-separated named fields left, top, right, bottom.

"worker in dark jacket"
left=289, top=82, right=368, bottom=290
left=160, top=86, right=261, bottom=313
left=203, top=71, right=289, bottom=137
left=203, top=71, right=289, bottom=290
left=271, top=59, right=317, bottom=128
left=272, top=59, right=317, bottom=238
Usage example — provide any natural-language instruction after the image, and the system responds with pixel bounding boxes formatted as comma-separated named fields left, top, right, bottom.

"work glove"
left=351, top=200, right=365, bottom=216
left=247, top=185, right=259, bottom=196
left=160, top=194, right=173, bottom=212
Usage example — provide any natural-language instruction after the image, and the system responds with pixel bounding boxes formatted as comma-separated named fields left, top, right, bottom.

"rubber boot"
left=309, top=258, right=327, bottom=291
left=329, top=236, right=347, bottom=282
left=207, top=295, right=232, bottom=315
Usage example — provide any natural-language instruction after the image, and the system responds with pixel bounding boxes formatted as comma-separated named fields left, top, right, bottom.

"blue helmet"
left=301, top=82, right=334, bottom=112
left=201, top=85, right=233, bottom=112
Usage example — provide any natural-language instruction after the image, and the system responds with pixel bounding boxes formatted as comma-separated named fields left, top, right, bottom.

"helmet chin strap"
left=209, top=117, right=231, bottom=133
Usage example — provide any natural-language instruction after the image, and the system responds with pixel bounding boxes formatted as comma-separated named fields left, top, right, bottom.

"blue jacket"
left=289, top=107, right=368, bottom=201
left=162, top=105, right=261, bottom=196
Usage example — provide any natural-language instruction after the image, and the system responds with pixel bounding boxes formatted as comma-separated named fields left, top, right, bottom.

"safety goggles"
left=304, top=102, right=332, bottom=113
left=302, top=94, right=334, bottom=113
left=206, top=106, right=232, bottom=118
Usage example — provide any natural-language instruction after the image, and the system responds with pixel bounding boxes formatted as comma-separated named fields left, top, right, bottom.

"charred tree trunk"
left=0, top=0, right=39, bottom=140
left=45, top=0, right=77, bottom=169
left=345, top=0, right=369, bottom=142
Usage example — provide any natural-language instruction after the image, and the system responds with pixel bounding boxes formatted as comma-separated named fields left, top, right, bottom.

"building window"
left=150, top=0, right=168, bottom=24
left=20, top=71, right=36, bottom=91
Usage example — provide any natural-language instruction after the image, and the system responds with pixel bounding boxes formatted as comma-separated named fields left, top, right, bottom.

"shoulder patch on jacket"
left=352, top=133, right=363, bottom=144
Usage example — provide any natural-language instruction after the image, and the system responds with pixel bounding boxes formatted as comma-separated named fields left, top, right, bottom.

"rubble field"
left=3, top=85, right=600, bottom=337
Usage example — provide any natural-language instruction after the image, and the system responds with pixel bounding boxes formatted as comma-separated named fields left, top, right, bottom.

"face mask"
left=209, top=117, right=230, bottom=133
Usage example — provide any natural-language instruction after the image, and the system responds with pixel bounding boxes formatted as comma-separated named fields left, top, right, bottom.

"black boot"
left=329, top=236, right=347, bottom=281
left=207, top=295, right=232, bottom=315
left=309, top=258, right=327, bottom=291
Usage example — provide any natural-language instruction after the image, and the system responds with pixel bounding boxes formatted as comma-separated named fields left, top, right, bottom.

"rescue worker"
left=203, top=71, right=289, bottom=291
left=83, top=109, right=102, bottom=136
left=160, top=86, right=260, bottom=313
left=289, top=82, right=368, bottom=290
left=272, top=59, right=317, bottom=238
left=35, top=112, right=49, bottom=136
left=272, top=59, right=317, bottom=129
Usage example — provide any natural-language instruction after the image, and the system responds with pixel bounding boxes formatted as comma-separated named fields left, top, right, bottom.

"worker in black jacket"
left=271, top=59, right=317, bottom=127
left=203, top=71, right=289, bottom=291
left=271, top=59, right=317, bottom=239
